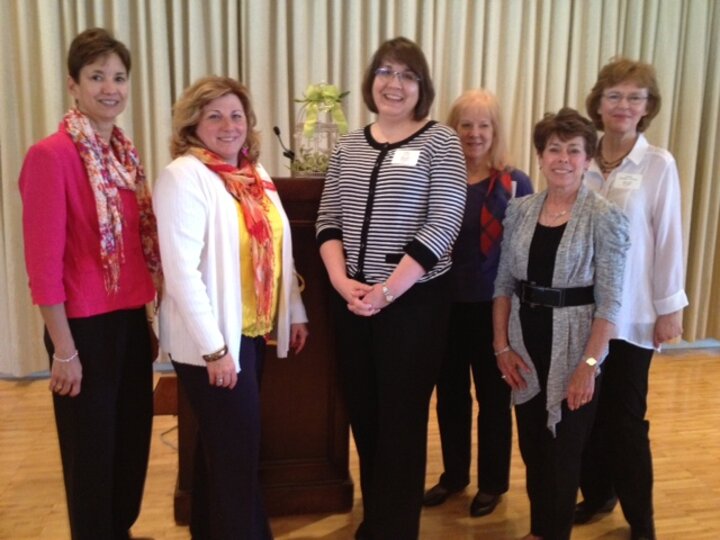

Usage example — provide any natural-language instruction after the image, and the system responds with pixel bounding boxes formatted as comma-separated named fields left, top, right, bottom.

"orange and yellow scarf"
left=189, top=147, right=276, bottom=329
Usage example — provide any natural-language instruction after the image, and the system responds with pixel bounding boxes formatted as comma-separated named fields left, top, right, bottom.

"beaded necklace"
left=597, top=137, right=635, bottom=174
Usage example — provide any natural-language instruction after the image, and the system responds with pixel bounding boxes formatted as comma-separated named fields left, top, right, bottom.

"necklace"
left=546, top=209, right=568, bottom=219
left=541, top=204, right=570, bottom=225
left=597, top=138, right=634, bottom=174
left=544, top=209, right=568, bottom=225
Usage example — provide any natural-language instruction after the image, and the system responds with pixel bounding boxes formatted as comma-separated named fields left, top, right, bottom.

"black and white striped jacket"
left=316, top=121, right=467, bottom=284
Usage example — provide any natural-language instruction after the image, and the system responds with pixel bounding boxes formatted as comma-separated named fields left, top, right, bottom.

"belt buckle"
left=538, top=285, right=564, bottom=307
left=522, top=283, right=564, bottom=308
left=521, top=282, right=544, bottom=308
left=520, top=282, right=535, bottom=307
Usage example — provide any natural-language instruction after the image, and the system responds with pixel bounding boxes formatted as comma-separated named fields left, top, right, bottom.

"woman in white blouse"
left=576, top=58, right=688, bottom=540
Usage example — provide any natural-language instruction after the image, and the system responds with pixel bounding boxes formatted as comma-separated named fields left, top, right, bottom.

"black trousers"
left=580, top=339, right=655, bottom=537
left=46, top=307, right=154, bottom=540
left=434, top=301, right=512, bottom=494
left=516, top=304, right=600, bottom=540
left=516, top=383, right=600, bottom=540
left=334, top=276, right=450, bottom=540
left=173, top=336, right=272, bottom=540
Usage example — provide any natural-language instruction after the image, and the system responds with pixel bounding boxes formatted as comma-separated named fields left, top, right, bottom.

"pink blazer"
left=19, top=129, right=155, bottom=318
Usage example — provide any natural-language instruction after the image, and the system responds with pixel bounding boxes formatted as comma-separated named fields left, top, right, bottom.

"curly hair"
left=171, top=76, right=260, bottom=163
left=533, top=107, right=598, bottom=156
left=585, top=57, right=661, bottom=133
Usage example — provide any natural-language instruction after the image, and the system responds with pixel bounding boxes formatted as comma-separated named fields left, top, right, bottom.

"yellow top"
left=237, top=194, right=283, bottom=336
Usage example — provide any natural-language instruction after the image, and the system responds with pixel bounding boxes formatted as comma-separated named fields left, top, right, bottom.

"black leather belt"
left=517, top=281, right=594, bottom=308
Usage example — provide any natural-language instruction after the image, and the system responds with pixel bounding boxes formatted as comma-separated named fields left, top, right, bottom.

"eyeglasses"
left=374, top=67, right=421, bottom=84
left=603, top=92, right=649, bottom=106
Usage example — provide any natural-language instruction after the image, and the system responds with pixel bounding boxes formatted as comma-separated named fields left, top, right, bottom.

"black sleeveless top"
left=519, top=222, right=566, bottom=387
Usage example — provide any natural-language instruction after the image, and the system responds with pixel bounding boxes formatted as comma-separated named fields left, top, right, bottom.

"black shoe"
left=354, top=521, right=372, bottom=539
left=469, top=491, right=501, bottom=517
left=573, top=496, right=618, bottom=524
left=630, top=524, right=656, bottom=540
left=422, top=483, right=465, bottom=507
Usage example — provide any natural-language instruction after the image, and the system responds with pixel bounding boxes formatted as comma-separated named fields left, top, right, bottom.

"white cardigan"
left=153, top=155, right=308, bottom=371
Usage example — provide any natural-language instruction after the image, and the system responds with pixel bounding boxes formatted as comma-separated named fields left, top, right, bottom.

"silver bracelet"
left=493, top=346, right=512, bottom=356
left=53, top=350, right=79, bottom=363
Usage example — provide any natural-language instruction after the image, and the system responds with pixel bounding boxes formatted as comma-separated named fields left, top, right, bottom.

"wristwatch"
left=381, top=283, right=395, bottom=303
left=585, top=357, right=598, bottom=369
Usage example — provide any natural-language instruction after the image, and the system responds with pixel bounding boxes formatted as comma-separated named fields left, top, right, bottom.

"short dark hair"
left=171, top=76, right=260, bottom=164
left=67, top=28, right=131, bottom=82
left=361, top=37, right=435, bottom=121
left=585, top=57, right=661, bottom=133
left=533, top=107, right=598, bottom=156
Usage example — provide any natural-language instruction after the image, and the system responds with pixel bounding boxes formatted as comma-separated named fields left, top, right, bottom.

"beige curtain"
left=1, top=0, right=718, bottom=376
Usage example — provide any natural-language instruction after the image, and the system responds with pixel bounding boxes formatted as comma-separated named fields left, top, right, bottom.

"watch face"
left=382, top=285, right=394, bottom=302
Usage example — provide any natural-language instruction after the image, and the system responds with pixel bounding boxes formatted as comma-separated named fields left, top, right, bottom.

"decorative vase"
left=291, top=83, right=348, bottom=176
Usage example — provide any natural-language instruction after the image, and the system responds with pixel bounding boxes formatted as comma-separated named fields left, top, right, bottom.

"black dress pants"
left=335, top=276, right=450, bottom=540
left=516, top=384, right=600, bottom=540
left=435, top=301, right=512, bottom=494
left=517, top=304, right=600, bottom=540
left=46, top=307, right=154, bottom=540
left=173, top=336, right=272, bottom=540
left=580, top=339, right=655, bottom=538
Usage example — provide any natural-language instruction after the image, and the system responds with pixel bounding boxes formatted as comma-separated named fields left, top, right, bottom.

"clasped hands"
left=336, top=277, right=387, bottom=317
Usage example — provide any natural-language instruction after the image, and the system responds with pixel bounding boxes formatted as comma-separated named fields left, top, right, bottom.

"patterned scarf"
left=63, top=109, right=162, bottom=294
left=189, top=147, right=276, bottom=329
left=479, top=168, right=513, bottom=258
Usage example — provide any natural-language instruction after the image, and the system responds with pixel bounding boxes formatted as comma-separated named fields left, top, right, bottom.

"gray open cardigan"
left=493, top=184, right=630, bottom=434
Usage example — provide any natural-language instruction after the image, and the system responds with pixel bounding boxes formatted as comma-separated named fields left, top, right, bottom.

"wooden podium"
left=172, top=176, right=353, bottom=522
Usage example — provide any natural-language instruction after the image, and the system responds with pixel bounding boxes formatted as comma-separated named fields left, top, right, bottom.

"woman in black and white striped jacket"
left=316, top=36, right=466, bottom=540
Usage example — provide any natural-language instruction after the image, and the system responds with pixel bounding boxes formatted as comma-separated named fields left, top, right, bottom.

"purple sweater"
left=449, top=168, right=533, bottom=302
left=19, top=129, right=154, bottom=318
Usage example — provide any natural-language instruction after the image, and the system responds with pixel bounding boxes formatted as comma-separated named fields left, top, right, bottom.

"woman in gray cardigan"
left=492, top=108, right=629, bottom=540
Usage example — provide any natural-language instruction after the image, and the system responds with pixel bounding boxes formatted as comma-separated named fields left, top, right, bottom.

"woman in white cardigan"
left=154, top=76, right=308, bottom=540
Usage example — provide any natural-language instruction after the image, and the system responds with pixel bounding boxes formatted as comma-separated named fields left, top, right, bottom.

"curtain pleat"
left=1, top=0, right=718, bottom=375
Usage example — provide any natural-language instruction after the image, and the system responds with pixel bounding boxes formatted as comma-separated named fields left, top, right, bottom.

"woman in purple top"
left=423, top=89, right=533, bottom=516
left=18, top=28, right=161, bottom=539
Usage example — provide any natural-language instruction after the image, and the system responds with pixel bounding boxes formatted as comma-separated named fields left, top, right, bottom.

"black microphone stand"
left=273, top=126, right=295, bottom=164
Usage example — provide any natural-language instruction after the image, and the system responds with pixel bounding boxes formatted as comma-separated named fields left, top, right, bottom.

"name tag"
left=391, top=150, right=420, bottom=166
left=614, top=173, right=642, bottom=190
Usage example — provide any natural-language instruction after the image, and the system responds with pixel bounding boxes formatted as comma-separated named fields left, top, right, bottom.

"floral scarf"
left=63, top=109, right=162, bottom=295
left=189, top=147, right=275, bottom=329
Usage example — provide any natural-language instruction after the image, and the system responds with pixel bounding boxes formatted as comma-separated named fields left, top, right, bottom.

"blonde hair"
left=446, top=89, right=510, bottom=171
left=171, top=76, right=260, bottom=163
